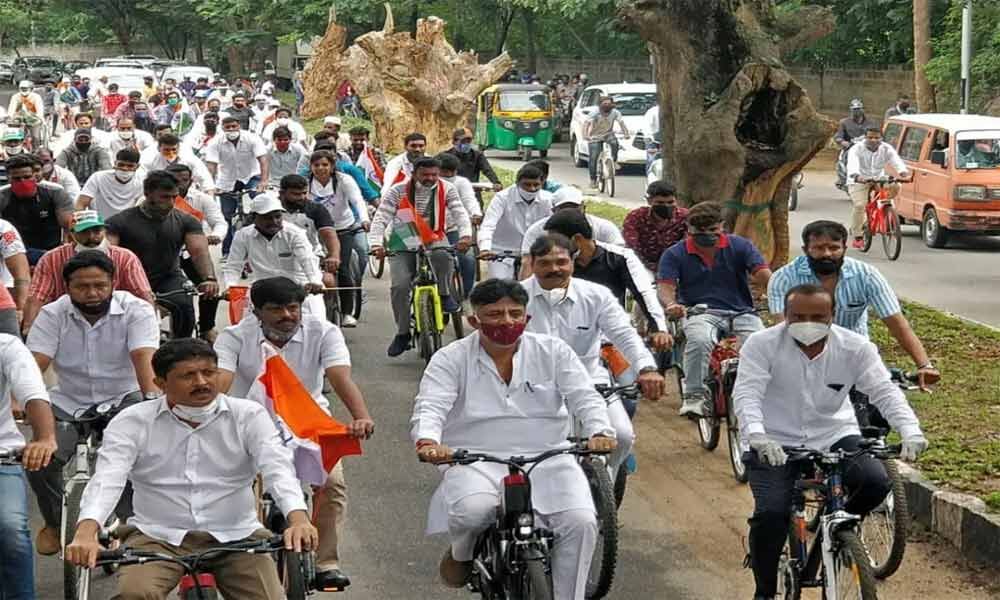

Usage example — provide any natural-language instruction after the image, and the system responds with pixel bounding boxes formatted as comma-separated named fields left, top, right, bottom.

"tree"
left=0, top=1, right=31, bottom=52
left=926, top=1, right=1000, bottom=112
left=913, top=0, right=936, bottom=112
left=618, top=0, right=837, bottom=267
left=301, top=5, right=512, bottom=153
left=58, top=0, right=138, bottom=51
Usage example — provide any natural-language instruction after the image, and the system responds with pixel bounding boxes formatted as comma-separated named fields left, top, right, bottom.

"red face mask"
left=275, top=139, right=291, bottom=152
left=11, top=178, right=37, bottom=198
left=478, top=320, right=528, bottom=346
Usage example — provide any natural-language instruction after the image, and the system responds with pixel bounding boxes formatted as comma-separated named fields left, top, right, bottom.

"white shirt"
left=207, top=89, right=234, bottom=109
left=7, top=92, right=44, bottom=119
left=520, top=213, right=624, bottom=255
left=644, top=105, right=659, bottom=138
left=77, top=394, right=308, bottom=546
left=380, top=153, right=415, bottom=200
left=48, top=166, right=81, bottom=202
left=0, top=334, right=50, bottom=453
left=522, top=277, right=656, bottom=385
left=846, top=141, right=909, bottom=182
left=79, top=169, right=147, bottom=219
left=215, top=314, right=350, bottom=411
left=309, top=173, right=366, bottom=230
left=477, top=185, right=553, bottom=253
left=732, top=323, right=922, bottom=452
left=0, top=218, right=26, bottom=287
left=140, top=146, right=215, bottom=194
left=181, top=188, right=228, bottom=239
left=444, top=175, right=481, bottom=232
left=261, top=120, right=309, bottom=147
left=222, top=222, right=322, bottom=289
left=26, top=291, right=159, bottom=416
left=203, top=132, right=268, bottom=191
left=109, top=130, right=156, bottom=156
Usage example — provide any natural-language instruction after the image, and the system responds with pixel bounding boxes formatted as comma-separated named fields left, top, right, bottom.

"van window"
left=883, top=122, right=904, bottom=148
left=899, top=127, right=928, bottom=161
left=927, top=129, right=949, bottom=160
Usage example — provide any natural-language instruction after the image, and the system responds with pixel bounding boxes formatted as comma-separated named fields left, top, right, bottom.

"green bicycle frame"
left=413, top=284, right=445, bottom=333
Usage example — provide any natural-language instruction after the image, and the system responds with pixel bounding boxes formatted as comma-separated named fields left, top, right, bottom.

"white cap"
left=253, top=94, right=266, bottom=101
left=552, top=186, right=584, bottom=207
left=250, top=193, right=284, bottom=215
left=18, top=80, right=32, bottom=89
left=324, top=116, right=342, bottom=126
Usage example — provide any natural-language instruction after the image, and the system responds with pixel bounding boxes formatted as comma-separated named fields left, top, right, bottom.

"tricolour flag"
left=248, top=345, right=362, bottom=486
left=355, top=146, right=384, bottom=191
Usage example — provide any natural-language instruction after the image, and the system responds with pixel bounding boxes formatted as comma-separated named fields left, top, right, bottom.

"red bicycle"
left=860, top=176, right=908, bottom=261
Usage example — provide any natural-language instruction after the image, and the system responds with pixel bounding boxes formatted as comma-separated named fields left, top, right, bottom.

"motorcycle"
left=836, top=136, right=866, bottom=194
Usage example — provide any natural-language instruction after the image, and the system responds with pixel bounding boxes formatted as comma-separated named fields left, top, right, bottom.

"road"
left=491, top=144, right=1000, bottom=328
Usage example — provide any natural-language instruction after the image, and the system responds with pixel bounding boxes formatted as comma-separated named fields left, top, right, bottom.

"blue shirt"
left=767, top=255, right=901, bottom=337
left=657, top=234, right=766, bottom=312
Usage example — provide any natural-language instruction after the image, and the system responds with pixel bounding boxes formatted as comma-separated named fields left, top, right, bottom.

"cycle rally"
left=2, top=4, right=1000, bottom=600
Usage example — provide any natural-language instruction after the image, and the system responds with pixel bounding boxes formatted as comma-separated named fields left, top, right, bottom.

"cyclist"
left=732, top=283, right=927, bottom=600
left=834, top=98, right=879, bottom=189
left=411, top=278, right=615, bottom=598
left=110, top=117, right=156, bottom=156
left=436, top=152, right=481, bottom=300
left=0, top=154, right=74, bottom=264
left=261, top=106, right=309, bottom=147
left=183, top=110, right=221, bottom=158
left=320, top=115, right=351, bottom=152
left=22, top=210, right=153, bottom=334
left=36, top=147, right=82, bottom=201
left=524, top=234, right=664, bottom=481
left=584, top=95, right=629, bottom=189
left=65, top=112, right=112, bottom=150
left=76, top=148, right=145, bottom=219
left=25, top=250, right=160, bottom=555
left=0, top=217, right=28, bottom=328
left=66, top=338, right=317, bottom=599
left=477, top=163, right=551, bottom=279
left=215, top=277, right=375, bottom=590
left=444, top=127, right=503, bottom=192
left=56, top=128, right=111, bottom=186
left=657, top=202, right=772, bottom=417
left=226, top=91, right=254, bottom=130
left=369, top=156, right=472, bottom=357
left=279, top=174, right=341, bottom=294
left=106, top=170, right=220, bottom=339
left=525, top=159, right=565, bottom=193
left=0, top=331, right=56, bottom=600
left=347, top=126, right=386, bottom=185
left=139, top=132, right=215, bottom=194
left=380, top=132, right=427, bottom=200
left=622, top=180, right=689, bottom=274
left=845, top=126, right=910, bottom=249
left=268, top=126, right=307, bottom=186
left=297, top=134, right=380, bottom=205
left=7, top=81, right=45, bottom=146
left=110, top=90, right=143, bottom=127
left=204, top=117, right=270, bottom=256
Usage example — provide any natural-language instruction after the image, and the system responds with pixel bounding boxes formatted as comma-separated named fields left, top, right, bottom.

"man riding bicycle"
left=584, top=96, right=629, bottom=190
left=411, top=278, right=615, bottom=599
left=477, top=163, right=551, bottom=279
left=25, top=250, right=160, bottom=555
left=381, top=132, right=427, bottom=200
left=622, top=181, right=689, bottom=274
left=732, top=284, right=927, bottom=600
left=834, top=99, right=879, bottom=190
left=66, top=338, right=318, bottom=600
left=369, top=156, right=472, bottom=357
left=215, top=276, right=375, bottom=591
left=656, top=202, right=772, bottom=417
left=845, top=127, right=911, bottom=249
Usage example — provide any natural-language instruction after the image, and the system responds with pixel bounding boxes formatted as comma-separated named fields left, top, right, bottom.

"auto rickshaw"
left=474, top=83, right=554, bottom=161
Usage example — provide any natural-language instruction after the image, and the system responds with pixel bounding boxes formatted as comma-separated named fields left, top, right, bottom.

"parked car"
left=117, top=54, right=159, bottom=68
left=0, top=61, right=14, bottom=84
left=95, top=58, right=145, bottom=70
left=11, top=56, right=62, bottom=84
left=882, top=113, right=1000, bottom=248
left=569, top=82, right=658, bottom=168
left=62, top=60, right=94, bottom=75
left=76, top=66, right=156, bottom=96
left=151, top=60, right=184, bottom=79
left=160, top=65, right=214, bottom=85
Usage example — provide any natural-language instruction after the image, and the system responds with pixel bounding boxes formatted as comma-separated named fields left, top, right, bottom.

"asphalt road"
left=491, top=144, right=1000, bottom=328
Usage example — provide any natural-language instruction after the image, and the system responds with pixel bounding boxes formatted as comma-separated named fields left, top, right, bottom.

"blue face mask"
left=456, top=142, right=472, bottom=153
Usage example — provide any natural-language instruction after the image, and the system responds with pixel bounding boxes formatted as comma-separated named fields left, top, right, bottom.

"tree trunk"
left=618, top=0, right=837, bottom=268
left=913, top=0, right=936, bottom=113
left=523, top=10, right=538, bottom=74
left=494, top=4, right=516, bottom=58
left=302, top=4, right=513, bottom=154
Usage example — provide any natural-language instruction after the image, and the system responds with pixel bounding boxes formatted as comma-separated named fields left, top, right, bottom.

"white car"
left=76, top=66, right=157, bottom=96
left=160, top=65, right=214, bottom=85
left=569, top=82, right=658, bottom=168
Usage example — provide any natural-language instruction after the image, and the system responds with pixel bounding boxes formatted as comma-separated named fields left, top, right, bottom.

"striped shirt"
left=28, top=244, right=154, bottom=307
left=767, top=256, right=901, bottom=337
left=368, top=179, right=471, bottom=246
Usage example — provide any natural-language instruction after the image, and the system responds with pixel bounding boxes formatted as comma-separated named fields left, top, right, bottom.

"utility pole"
left=960, top=0, right=973, bottom=114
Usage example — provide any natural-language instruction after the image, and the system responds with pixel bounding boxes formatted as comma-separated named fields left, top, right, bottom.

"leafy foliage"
left=924, top=0, right=1000, bottom=112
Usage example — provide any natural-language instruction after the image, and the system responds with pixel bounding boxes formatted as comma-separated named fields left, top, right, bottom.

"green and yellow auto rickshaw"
left=474, top=83, right=554, bottom=161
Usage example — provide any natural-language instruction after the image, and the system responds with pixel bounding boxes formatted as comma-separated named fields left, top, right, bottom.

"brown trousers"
left=314, top=460, right=347, bottom=570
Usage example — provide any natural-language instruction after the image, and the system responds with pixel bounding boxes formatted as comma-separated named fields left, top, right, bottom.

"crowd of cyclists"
left=0, top=70, right=942, bottom=600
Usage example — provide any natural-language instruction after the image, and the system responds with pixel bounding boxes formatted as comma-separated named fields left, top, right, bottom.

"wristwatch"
left=143, top=391, right=164, bottom=401
left=638, top=366, right=659, bottom=375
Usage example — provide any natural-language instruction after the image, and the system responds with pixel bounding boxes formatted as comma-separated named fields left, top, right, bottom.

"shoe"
left=341, top=314, right=358, bottom=328
left=851, top=237, right=864, bottom=249
left=314, top=568, right=351, bottom=591
left=36, top=526, right=60, bottom=556
left=441, top=295, right=461, bottom=314
left=439, top=548, right=472, bottom=588
left=678, top=393, right=708, bottom=418
left=387, top=334, right=411, bottom=357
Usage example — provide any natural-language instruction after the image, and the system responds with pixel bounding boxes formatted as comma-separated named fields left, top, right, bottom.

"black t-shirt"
left=106, top=206, right=203, bottom=282
left=283, top=201, right=335, bottom=249
left=0, top=183, right=73, bottom=250
left=227, top=107, right=254, bottom=131
left=574, top=245, right=660, bottom=333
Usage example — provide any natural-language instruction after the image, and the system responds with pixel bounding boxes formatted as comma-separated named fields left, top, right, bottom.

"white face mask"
left=118, top=130, right=134, bottom=140
left=225, top=130, right=240, bottom=141
left=5, top=145, right=23, bottom=155
left=171, top=397, right=220, bottom=424
left=74, top=237, right=110, bottom=255
left=115, top=169, right=135, bottom=182
left=19, top=89, right=30, bottom=96
left=276, top=117, right=290, bottom=126
left=788, top=321, right=831, bottom=346
left=540, top=284, right=568, bottom=307
left=519, top=189, right=538, bottom=202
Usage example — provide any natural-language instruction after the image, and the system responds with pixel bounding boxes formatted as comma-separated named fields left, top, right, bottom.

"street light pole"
left=961, top=0, right=973, bottom=114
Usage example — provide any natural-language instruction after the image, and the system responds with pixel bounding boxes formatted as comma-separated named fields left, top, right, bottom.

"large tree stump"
left=302, top=4, right=513, bottom=154
left=618, top=0, right=837, bottom=267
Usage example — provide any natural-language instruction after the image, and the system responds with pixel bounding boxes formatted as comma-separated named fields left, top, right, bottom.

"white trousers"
left=606, top=399, right=634, bottom=483
left=486, top=258, right=517, bottom=280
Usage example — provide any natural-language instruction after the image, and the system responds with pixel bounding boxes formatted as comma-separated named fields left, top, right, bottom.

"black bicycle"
left=155, top=283, right=201, bottom=342
left=217, top=188, right=257, bottom=233
left=259, top=491, right=345, bottom=596
left=433, top=443, right=610, bottom=600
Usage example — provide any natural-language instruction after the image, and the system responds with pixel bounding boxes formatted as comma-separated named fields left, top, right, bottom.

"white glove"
left=749, top=433, right=787, bottom=467
left=900, top=435, right=928, bottom=462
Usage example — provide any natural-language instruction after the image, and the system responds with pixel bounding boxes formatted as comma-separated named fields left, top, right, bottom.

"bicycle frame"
left=411, top=250, right=445, bottom=335
left=865, top=183, right=894, bottom=235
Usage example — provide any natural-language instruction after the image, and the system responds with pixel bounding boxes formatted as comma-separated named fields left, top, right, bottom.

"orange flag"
left=227, top=285, right=249, bottom=324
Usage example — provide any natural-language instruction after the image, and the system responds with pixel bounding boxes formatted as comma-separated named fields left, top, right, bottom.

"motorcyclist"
left=834, top=99, right=878, bottom=190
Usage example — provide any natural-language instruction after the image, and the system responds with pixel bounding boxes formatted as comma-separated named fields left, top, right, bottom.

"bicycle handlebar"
left=781, top=442, right=901, bottom=465
left=0, top=448, right=23, bottom=464
left=594, top=383, right=640, bottom=399
left=95, top=534, right=285, bottom=567
left=443, top=443, right=608, bottom=473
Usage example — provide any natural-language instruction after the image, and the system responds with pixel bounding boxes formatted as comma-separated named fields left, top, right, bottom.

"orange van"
left=882, top=114, right=1000, bottom=247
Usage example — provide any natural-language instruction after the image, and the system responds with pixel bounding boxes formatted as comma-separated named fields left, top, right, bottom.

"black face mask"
left=75, top=142, right=91, bottom=152
left=71, top=297, right=112, bottom=316
left=651, top=204, right=675, bottom=219
left=205, top=122, right=218, bottom=133
left=692, top=233, right=719, bottom=248
left=807, top=255, right=843, bottom=276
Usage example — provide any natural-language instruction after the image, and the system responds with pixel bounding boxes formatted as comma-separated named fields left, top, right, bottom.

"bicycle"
left=259, top=490, right=346, bottom=595
left=155, top=283, right=202, bottom=342
left=88, top=534, right=308, bottom=600
left=478, top=250, right=523, bottom=283
left=788, top=172, right=803, bottom=212
left=860, top=176, right=906, bottom=261
left=594, top=136, right=621, bottom=198
left=217, top=188, right=256, bottom=233
left=768, top=442, right=897, bottom=600
left=432, top=443, right=610, bottom=600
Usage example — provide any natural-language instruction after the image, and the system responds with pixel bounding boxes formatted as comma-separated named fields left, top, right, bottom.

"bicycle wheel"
left=725, top=398, right=747, bottom=483
left=368, top=253, right=385, bottom=278
left=523, top=560, right=553, bottom=600
left=279, top=550, right=310, bottom=599
left=613, top=465, right=627, bottom=509
left=323, top=290, right=341, bottom=327
left=775, top=548, right=801, bottom=600
left=881, top=206, right=902, bottom=261
left=450, top=269, right=465, bottom=339
left=861, top=223, right=873, bottom=253
left=861, top=459, right=907, bottom=579
left=64, top=482, right=85, bottom=600
left=829, top=530, right=879, bottom=600
left=697, top=383, right=721, bottom=450
left=597, top=164, right=607, bottom=194
left=580, top=457, right=617, bottom=599
left=608, top=167, right=616, bottom=197
left=416, top=294, right=441, bottom=365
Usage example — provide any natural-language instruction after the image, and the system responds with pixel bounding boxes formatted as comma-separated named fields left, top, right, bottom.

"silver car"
left=0, top=61, right=13, bottom=84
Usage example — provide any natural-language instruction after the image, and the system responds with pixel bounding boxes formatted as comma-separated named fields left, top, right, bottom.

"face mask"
left=415, top=180, right=436, bottom=191
left=276, top=117, right=290, bottom=126
left=225, top=131, right=240, bottom=141
left=136, top=111, right=148, bottom=118
left=519, top=189, right=538, bottom=203
left=456, top=142, right=472, bottom=153
left=71, top=297, right=112, bottom=316
left=406, top=151, right=423, bottom=162
left=76, top=142, right=91, bottom=152
left=479, top=320, right=527, bottom=346
left=75, top=237, right=109, bottom=255
left=788, top=321, right=831, bottom=346
left=167, top=98, right=179, bottom=106
left=5, top=145, right=23, bottom=155
left=898, top=103, right=910, bottom=111
left=11, top=179, right=37, bottom=198
left=205, top=122, right=218, bottom=133
left=652, top=204, right=674, bottom=219
left=275, top=140, right=291, bottom=152
left=42, top=163, right=54, bottom=176
left=118, top=130, right=134, bottom=140
left=692, top=232, right=718, bottom=248
left=19, top=90, right=29, bottom=96
left=807, top=255, right=842, bottom=276
left=115, top=169, right=135, bottom=182
left=142, top=203, right=172, bottom=221
left=541, top=285, right=568, bottom=307
left=261, top=321, right=300, bottom=345
left=256, top=102, right=266, bottom=110
left=171, top=397, right=220, bottom=424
